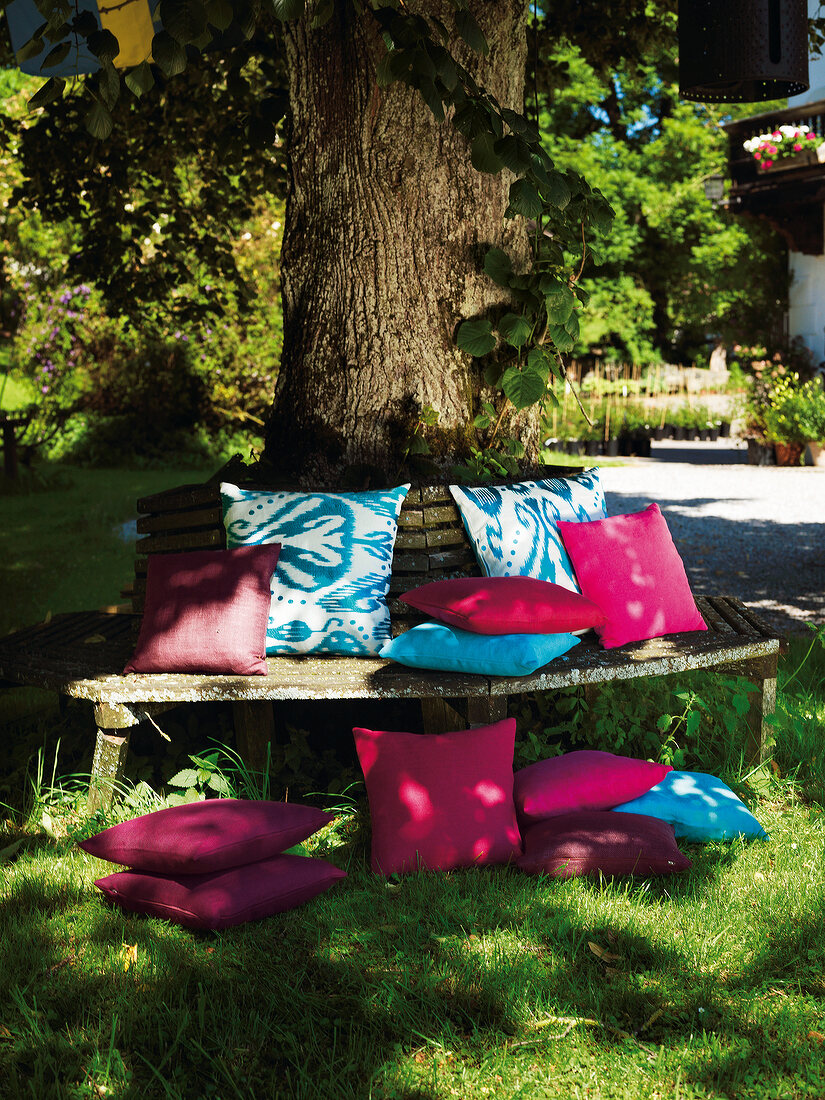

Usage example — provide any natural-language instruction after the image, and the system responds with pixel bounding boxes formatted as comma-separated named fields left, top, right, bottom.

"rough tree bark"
left=263, top=0, right=540, bottom=484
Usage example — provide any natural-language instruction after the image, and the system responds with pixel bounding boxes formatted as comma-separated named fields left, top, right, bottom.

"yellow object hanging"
left=97, top=0, right=155, bottom=68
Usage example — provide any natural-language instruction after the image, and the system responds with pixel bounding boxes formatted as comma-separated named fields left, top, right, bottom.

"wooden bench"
left=0, top=464, right=781, bottom=811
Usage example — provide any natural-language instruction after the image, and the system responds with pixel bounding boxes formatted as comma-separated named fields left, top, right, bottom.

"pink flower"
left=762, top=159, right=773, bottom=169
left=793, top=143, right=803, bottom=151
left=767, top=145, right=778, bottom=155
left=754, top=150, right=762, bottom=159
left=772, top=130, right=782, bottom=139
left=807, top=132, right=817, bottom=141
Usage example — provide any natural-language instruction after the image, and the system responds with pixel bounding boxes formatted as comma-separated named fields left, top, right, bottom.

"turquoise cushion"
left=612, top=770, right=768, bottom=842
left=379, top=623, right=579, bottom=676
left=221, top=483, right=409, bottom=656
left=449, top=469, right=606, bottom=592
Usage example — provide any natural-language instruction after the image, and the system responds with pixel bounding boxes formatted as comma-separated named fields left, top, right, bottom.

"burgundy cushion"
left=353, top=719, right=522, bottom=875
left=78, top=799, right=333, bottom=873
left=124, top=544, right=281, bottom=675
left=94, top=854, right=346, bottom=929
left=399, top=576, right=606, bottom=635
left=557, top=504, right=707, bottom=648
left=514, top=750, right=672, bottom=828
left=517, top=811, right=691, bottom=878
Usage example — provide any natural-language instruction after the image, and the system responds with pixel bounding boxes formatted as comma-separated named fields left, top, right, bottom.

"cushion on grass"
left=449, top=469, right=606, bottom=592
left=557, top=503, right=707, bottom=649
left=94, top=854, right=346, bottom=929
left=514, top=750, right=672, bottom=828
left=78, top=799, right=334, bottom=873
left=517, top=811, right=691, bottom=878
left=612, top=770, right=769, bottom=841
left=399, top=576, right=606, bottom=635
left=123, top=544, right=281, bottom=675
left=220, top=482, right=409, bottom=656
left=379, top=622, right=579, bottom=676
left=353, top=718, right=522, bottom=875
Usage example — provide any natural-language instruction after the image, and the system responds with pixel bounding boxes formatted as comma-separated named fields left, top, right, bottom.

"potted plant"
left=761, top=373, right=824, bottom=465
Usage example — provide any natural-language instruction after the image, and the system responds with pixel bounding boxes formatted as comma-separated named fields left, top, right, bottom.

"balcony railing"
left=723, top=99, right=825, bottom=254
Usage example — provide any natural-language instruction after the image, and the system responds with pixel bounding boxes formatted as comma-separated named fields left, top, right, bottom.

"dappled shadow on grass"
left=3, top=820, right=825, bottom=1099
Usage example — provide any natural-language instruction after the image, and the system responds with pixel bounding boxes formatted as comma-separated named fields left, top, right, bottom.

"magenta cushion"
left=517, top=811, right=691, bottom=877
left=399, top=576, right=606, bottom=635
left=353, top=719, right=522, bottom=875
left=124, top=544, right=282, bottom=674
left=514, top=750, right=672, bottom=828
left=78, top=799, right=334, bottom=873
left=94, top=854, right=346, bottom=929
left=556, top=503, right=707, bottom=648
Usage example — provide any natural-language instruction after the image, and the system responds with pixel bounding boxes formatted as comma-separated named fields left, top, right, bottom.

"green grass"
left=0, top=370, right=35, bottom=412
left=0, top=462, right=214, bottom=637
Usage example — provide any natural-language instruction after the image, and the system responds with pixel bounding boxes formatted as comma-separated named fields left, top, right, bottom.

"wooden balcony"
left=724, top=99, right=825, bottom=254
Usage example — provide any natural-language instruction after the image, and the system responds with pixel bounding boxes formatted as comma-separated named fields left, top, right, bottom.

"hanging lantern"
left=679, top=0, right=809, bottom=102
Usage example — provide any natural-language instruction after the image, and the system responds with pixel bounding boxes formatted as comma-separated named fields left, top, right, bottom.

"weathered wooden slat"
left=426, top=527, right=467, bottom=548
left=428, top=547, right=476, bottom=570
left=707, top=596, right=758, bottom=636
left=135, top=530, right=225, bottom=554
left=695, top=596, right=735, bottom=636
left=137, top=483, right=219, bottom=514
left=392, top=551, right=431, bottom=573
left=421, top=486, right=453, bottom=505
left=423, top=504, right=461, bottom=525
left=722, top=595, right=778, bottom=638
left=394, top=530, right=427, bottom=550
left=396, top=510, right=425, bottom=528
left=136, top=506, right=223, bottom=535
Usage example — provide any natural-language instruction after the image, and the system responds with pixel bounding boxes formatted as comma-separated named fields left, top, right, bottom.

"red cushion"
left=353, top=719, right=522, bottom=875
left=94, top=854, right=346, bottom=929
left=517, top=811, right=691, bottom=878
left=124, top=544, right=281, bottom=674
left=78, top=799, right=333, bottom=873
left=399, top=576, right=606, bottom=635
left=557, top=504, right=706, bottom=648
left=514, top=750, right=672, bottom=828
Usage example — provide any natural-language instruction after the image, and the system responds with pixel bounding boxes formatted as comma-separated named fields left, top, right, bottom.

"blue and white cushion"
left=449, top=469, right=606, bottom=592
left=220, top=483, right=410, bottom=656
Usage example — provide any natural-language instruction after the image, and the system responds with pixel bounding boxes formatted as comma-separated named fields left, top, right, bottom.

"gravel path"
left=598, top=442, right=825, bottom=638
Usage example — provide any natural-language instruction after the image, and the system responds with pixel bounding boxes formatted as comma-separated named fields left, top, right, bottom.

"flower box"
left=764, top=146, right=825, bottom=173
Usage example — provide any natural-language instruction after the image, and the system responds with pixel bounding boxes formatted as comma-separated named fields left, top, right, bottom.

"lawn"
left=1, top=463, right=824, bottom=1098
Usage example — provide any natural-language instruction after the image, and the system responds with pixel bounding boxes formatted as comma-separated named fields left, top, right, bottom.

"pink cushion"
left=399, top=576, right=606, bottom=635
left=353, top=719, right=522, bottom=875
left=517, top=811, right=691, bottom=878
left=124, top=544, right=281, bottom=675
left=556, top=503, right=707, bottom=648
left=78, top=799, right=333, bottom=873
left=94, top=854, right=346, bottom=929
left=514, top=750, right=672, bottom=828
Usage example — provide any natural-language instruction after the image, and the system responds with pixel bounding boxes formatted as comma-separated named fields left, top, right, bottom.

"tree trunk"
left=263, top=0, right=538, bottom=485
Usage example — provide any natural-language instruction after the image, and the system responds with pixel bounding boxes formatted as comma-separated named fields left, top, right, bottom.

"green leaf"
left=429, top=45, right=458, bottom=91
left=411, top=46, right=436, bottom=81
left=125, top=60, right=155, bottom=98
left=497, top=312, right=532, bottom=349
left=98, top=59, right=120, bottom=109
left=169, top=768, right=199, bottom=787
left=501, top=363, right=546, bottom=409
left=546, top=322, right=575, bottom=354
left=501, top=107, right=538, bottom=143
left=407, top=434, right=430, bottom=455
left=456, top=318, right=495, bottom=357
left=545, top=284, right=575, bottom=324
left=27, top=76, right=64, bottom=110
left=85, top=99, right=113, bottom=140
left=455, top=9, right=488, bottom=54
left=0, top=839, right=23, bottom=864
left=483, top=247, right=512, bottom=288
left=527, top=345, right=551, bottom=381
left=418, top=78, right=445, bottom=122
left=152, top=30, right=187, bottom=76
left=310, top=0, right=333, bottom=28
left=16, top=33, right=45, bottom=65
left=376, top=49, right=398, bottom=87
left=493, top=134, right=532, bottom=174
left=507, top=178, right=543, bottom=218
left=160, top=0, right=208, bottom=43
left=686, top=710, right=701, bottom=737
left=657, top=714, right=674, bottom=732
left=88, top=27, right=119, bottom=61
left=470, top=131, right=502, bottom=174
left=270, top=0, right=304, bottom=18
left=206, top=0, right=233, bottom=29
left=541, top=170, right=572, bottom=210
left=41, top=40, right=70, bottom=69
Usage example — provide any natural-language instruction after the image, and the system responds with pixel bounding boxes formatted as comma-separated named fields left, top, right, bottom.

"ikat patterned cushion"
left=449, top=469, right=606, bottom=592
left=221, top=483, right=409, bottom=656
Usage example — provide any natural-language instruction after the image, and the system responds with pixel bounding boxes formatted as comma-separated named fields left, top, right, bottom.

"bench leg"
left=88, top=729, right=131, bottom=813
left=233, top=701, right=275, bottom=775
left=467, top=695, right=508, bottom=727
left=742, top=659, right=778, bottom=766
left=420, top=697, right=467, bottom=734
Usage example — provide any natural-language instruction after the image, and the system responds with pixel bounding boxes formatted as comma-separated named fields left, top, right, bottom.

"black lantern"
left=679, top=0, right=809, bottom=102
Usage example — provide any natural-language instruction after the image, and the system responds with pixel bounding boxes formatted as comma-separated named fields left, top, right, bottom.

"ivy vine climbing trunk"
left=263, top=0, right=541, bottom=483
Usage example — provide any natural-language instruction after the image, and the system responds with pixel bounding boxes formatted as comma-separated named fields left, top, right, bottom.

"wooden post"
left=466, top=694, right=508, bottom=727
left=233, top=700, right=276, bottom=775
left=717, top=653, right=779, bottom=764
left=88, top=729, right=131, bottom=812
left=420, top=697, right=467, bottom=733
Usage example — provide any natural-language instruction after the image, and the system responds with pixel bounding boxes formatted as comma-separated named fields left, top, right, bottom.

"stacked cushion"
left=612, top=770, right=769, bottom=841
left=557, top=503, right=706, bottom=649
left=124, top=544, right=282, bottom=675
left=353, top=719, right=522, bottom=874
left=379, top=623, right=580, bottom=677
left=221, top=482, right=409, bottom=656
left=449, top=468, right=606, bottom=591
left=81, top=799, right=345, bottom=929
